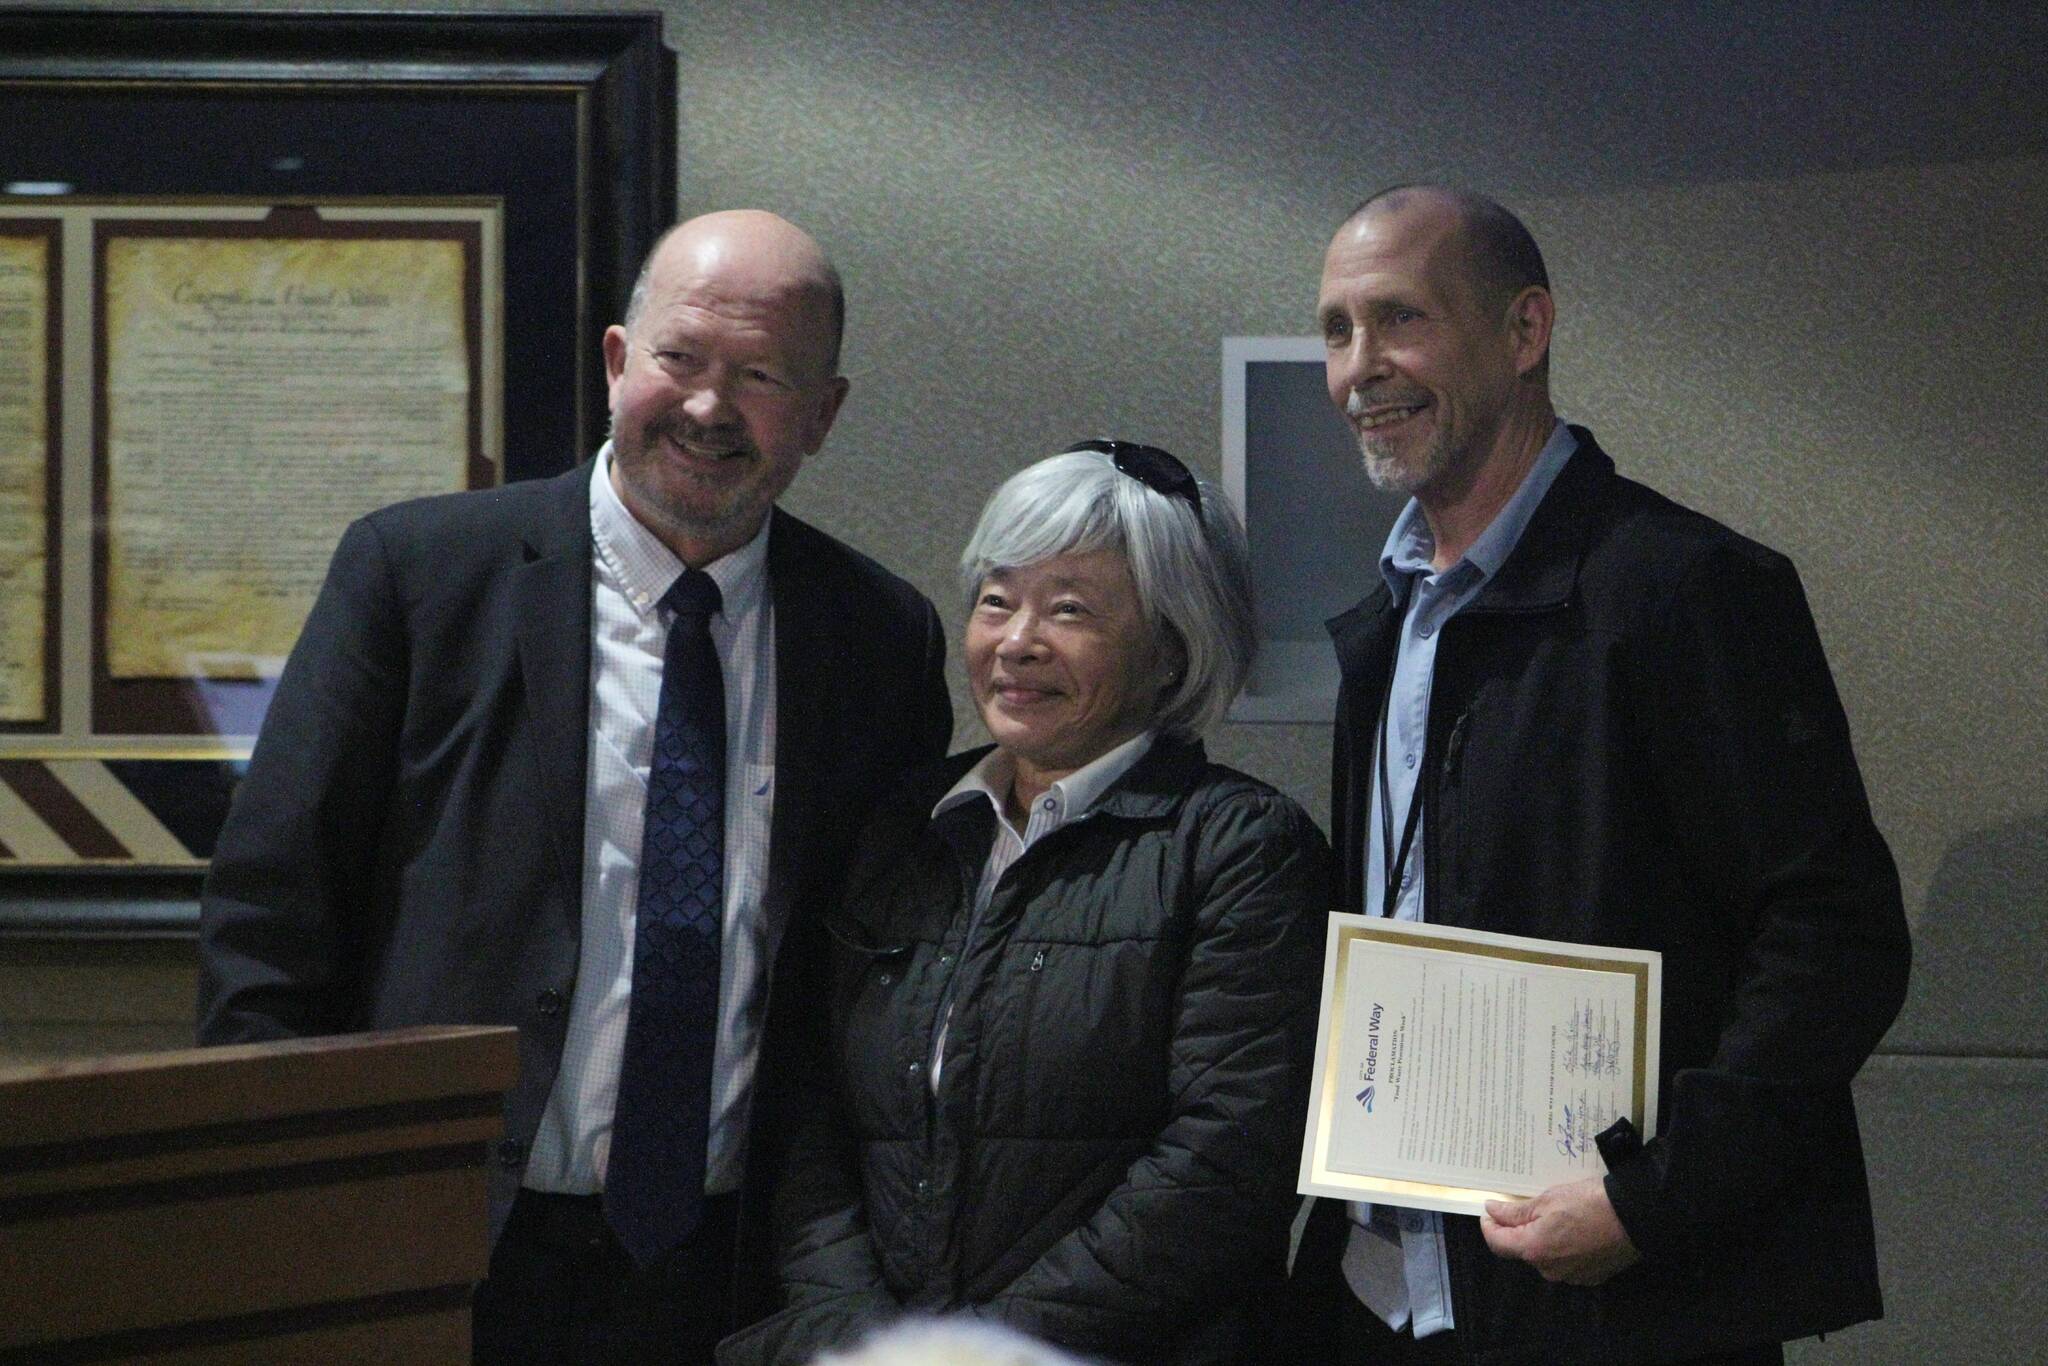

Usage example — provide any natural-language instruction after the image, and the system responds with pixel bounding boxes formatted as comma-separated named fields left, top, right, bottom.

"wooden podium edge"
left=0, top=1026, right=518, bottom=1357
left=0, top=1025, right=520, bottom=1147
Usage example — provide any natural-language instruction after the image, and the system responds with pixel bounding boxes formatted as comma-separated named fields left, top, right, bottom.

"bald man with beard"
left=1282, top=186, right=1907, bottom=1365
left=198, top=212, right=952, bottom=1361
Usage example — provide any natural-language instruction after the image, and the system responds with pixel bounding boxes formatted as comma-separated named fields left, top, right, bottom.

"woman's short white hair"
left=959, top=447, right=1256, bottom=738
left=811, top=1316, right=1086, bottom=1366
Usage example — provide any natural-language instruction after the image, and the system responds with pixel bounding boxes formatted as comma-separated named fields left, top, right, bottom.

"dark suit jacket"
left=196, top=461, right=952, bottom=1320
left=1300, top=430, right=1908, bottom=1364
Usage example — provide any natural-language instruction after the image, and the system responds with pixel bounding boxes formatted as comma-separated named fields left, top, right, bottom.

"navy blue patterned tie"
left=605, top=568, right=724, bottom=1266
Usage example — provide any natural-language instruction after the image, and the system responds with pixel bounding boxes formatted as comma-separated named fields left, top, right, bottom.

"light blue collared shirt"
left=1344, top=420, right=1578, bottom=1337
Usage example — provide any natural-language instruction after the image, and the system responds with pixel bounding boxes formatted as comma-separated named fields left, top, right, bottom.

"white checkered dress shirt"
left=525, top=448, right=778, bottom=1199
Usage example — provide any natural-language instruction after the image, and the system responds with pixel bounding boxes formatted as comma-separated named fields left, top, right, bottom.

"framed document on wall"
left=0, top=12, right=673, bottom=905
left=92, top=202, right=497, bottom=738
left=0, top=218, right=59, bottom=738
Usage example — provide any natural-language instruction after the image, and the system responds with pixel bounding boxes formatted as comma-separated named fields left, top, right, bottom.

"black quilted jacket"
left=721, top=736, right=1331, bottom=1365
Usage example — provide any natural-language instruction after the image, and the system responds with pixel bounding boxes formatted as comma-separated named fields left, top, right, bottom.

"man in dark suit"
left=197, top=211, right=952, bottom=1361
left=1283, top=186, right=1909, bottom=1364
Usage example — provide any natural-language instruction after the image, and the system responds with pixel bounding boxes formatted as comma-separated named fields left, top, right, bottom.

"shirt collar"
left=933, top=730, right=1157, bottom=825
left=1377, top=419, right=1578, bottom=603
left=589, top=442, right=770, bottom=622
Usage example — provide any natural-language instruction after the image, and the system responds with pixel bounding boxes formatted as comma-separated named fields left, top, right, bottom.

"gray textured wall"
left=6, top=1, right=2043, bottom=1359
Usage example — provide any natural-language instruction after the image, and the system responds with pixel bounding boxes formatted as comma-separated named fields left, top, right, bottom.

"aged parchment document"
left=0, top=233, right=50, bottom=721
left=103, top=234, right=471, bottom=679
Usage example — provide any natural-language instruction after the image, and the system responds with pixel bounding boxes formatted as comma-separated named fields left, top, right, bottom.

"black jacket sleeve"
left=910, top=597, right=954, bottom=765
left=1601, top=541, right=1910, bottom=1261
left=196, top=515, right=407, bottom=1043
left=718, top=936, right=904, bottom=1366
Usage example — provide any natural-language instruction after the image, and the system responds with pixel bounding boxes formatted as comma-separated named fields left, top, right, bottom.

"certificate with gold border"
left=1299, top=915, right=1661, bottom=1215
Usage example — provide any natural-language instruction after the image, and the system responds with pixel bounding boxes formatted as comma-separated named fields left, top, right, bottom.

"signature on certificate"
left=1555, top=1092, right=1596, bottom=1161
left=1560, top=1003, right=1621, bottom=1077
left=1594, top=1032, right=1621, bottom=1077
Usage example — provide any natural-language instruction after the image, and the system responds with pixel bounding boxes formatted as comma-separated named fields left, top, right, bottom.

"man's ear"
left=603, top=324, right=630, bottom=390
left=1506, top=286, right=1554, bottom=377
left=804, top=375, right=851, bottom=454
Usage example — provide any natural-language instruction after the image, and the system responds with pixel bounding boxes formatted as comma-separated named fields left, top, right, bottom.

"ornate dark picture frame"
left=2, top=8, right=674, bottom=474
left=0, top=9, right=675, bottom=926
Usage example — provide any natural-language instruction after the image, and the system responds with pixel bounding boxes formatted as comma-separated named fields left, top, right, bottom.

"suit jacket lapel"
left=513, top=464, right=597, bottom=897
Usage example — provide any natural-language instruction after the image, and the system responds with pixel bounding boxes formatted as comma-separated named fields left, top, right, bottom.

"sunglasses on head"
left=1068, top=439, right=1202, bottom=519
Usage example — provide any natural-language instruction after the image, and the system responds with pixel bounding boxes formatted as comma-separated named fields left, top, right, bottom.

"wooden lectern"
left=0, top=1025, right=518, bottom=1363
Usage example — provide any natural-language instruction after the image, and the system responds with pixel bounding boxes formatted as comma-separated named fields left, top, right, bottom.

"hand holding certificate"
left=1298, top=915, right=1660, bottom=1216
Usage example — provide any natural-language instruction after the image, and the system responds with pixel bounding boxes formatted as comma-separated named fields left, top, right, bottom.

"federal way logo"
left=1355, top=1085, right=1375, bottom=1113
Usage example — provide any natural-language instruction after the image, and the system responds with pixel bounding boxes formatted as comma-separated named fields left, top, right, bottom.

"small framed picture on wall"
left=1221, top=337, right=1405, bottom=723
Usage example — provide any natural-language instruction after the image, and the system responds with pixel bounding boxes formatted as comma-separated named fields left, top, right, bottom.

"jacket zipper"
left=926, top=838, right=988, bottom=1083
left=925, top=823, right=1076, bottom=1080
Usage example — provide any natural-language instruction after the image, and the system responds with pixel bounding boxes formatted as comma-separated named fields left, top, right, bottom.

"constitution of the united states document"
left=102, top=231, right=472, bottom=680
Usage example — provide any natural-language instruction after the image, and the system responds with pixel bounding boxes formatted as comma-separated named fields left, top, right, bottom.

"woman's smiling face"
left=966, top=548, right=1167, bottom=791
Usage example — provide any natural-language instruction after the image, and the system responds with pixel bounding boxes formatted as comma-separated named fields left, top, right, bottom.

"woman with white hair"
left=720, top=442, right=1330, bottom=1365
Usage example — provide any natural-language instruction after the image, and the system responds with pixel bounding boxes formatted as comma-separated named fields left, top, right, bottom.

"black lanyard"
left=1375, top=680, right=1424, bottom=917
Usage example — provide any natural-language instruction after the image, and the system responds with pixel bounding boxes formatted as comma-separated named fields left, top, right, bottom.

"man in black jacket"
left=197, top=212, right=951, bottom=1361
left=1285, top=185, right=1909, bottom=1364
